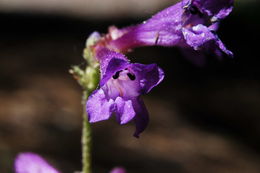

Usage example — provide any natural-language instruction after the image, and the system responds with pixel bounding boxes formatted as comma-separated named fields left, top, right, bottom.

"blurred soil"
left=0, top=0, right=175, bottom=19
left=0, top=3, right=260, bottom=173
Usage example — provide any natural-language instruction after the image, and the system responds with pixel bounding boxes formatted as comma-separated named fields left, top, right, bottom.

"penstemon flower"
left=97, top=0, right=233, bottom=58
left=87, top=47, right=164, bottom=137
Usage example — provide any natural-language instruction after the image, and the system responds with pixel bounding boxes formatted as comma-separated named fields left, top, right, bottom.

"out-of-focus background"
left=0, top=0, right=260, bottom=173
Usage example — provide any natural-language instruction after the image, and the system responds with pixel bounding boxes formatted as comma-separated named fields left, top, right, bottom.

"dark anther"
left=127, top=73, right=136, bottom=80
left=113, top=71, right=120, bottom=79
left=189, top=5, right=203, bottom=17
left=189, top=6, right=199, bottom=15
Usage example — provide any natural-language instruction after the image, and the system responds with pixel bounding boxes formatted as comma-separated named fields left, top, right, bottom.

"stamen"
left=189, top=5, right=203, bottom=17
left=127, top=73, right=136, bottom=80
left=113, top=71, right=120, bottom=79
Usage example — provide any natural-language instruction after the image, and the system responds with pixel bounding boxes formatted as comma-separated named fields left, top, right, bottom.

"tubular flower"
left=86, top=48, right=164, bottom=137
left=100, top=0, right=233, bottom=57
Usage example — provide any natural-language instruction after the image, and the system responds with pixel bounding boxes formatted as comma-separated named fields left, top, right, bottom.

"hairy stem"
left=82, top=92, right=91, bottom=173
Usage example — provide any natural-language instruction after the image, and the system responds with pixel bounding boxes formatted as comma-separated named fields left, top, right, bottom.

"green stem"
left=82, top=92, right=91, bottom=173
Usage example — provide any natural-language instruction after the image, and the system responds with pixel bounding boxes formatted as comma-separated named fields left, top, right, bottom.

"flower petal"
left=109, top=2, right=184, bottom=51
left=131, top=63, right=164, bottom=94
left=100, top=58, right=129, bottom=87
left=114, top=97, right=135, bottom=124
left=87, top=89, right=114, bottom=123
left=189, top=0, right=234, bottom=19
left=182, top=24, right=215, bottom=49
left=133, top=98, right=149, bottom=138
left=182, top=24, right=233, bottom=56
left=15, top=152, right=59, bottom=173
left=97, top=48, right=129, bottom=87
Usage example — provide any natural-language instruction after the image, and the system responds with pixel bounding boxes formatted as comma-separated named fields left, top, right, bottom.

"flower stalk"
left=82, top=94, right=92, bottom=173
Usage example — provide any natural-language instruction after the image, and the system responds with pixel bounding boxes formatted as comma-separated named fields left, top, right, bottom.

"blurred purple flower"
left=110, top=167, right=126, bottom=173
left=103, top=0, right=233, bottom=58
left=87, top=48, right=164, bottom=137
left=15, top=152, right=60, bottom=173
left=15, top=152, right=127, bottom=173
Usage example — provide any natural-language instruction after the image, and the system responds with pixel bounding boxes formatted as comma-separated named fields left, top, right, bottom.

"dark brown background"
left=0, top=1, right=260, bottom=173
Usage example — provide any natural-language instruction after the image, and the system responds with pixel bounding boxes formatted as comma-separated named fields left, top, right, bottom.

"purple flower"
left=110, top=167, right=126, bottom=173
left=103, top=0, right=233, bottom=58
left=87, top=48, right=164, bottom=137
left=15, top=152, right=60, bottom=173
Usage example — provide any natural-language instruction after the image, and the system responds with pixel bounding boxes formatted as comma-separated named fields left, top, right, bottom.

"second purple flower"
left=102, top=0, right=233, bottom=58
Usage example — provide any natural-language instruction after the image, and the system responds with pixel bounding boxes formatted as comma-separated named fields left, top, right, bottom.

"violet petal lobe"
left=182, top=24, right=233, bottom=57
left=87, top=89, right=114, bottom=123
left=15, top=152, right=60, bottom=173
left=96, top=48, right=129, bottom=82
left=130, top=63, right=164, bottom=94
left=108, top=2, right=184, bottom=51
left=185, top=0, right=234, bottom=20
left=133, top=98, right=149, bottom=138
left=182, top=24, right=216, bottom=49
left=114, top=97, right=136, bottom=125
left=87, top=87, right=137, bottom=125
left=100, top=57, right=129, bottom=87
